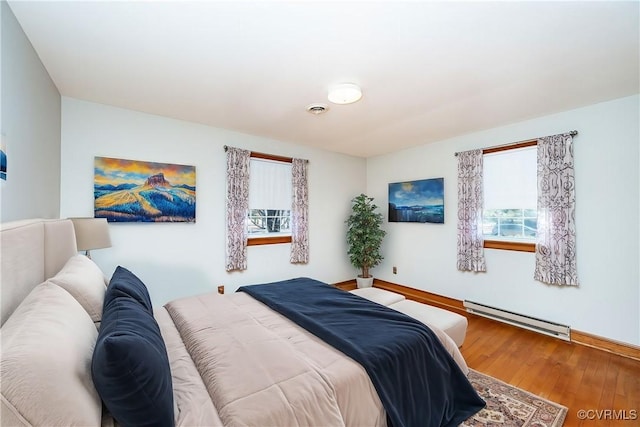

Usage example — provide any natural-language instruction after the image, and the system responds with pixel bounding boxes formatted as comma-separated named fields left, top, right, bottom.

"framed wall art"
left=94, top=156, right=196, bottom=222
left=388, top=177, right=444, bottom=223
left=1, top=135, right=6, bottom=180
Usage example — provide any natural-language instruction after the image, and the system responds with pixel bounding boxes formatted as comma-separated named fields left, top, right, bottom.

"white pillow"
left=49, top=254, right=106, bottom=325
left=0, top=282, right=102, bottom=426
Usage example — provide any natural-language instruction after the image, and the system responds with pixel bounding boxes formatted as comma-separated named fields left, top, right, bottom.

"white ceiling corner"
left=7, top=0, right=639, bottom=158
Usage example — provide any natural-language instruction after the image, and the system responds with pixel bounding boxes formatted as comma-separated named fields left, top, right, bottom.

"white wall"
left=1, top=1, right=61, bottom=221
left=11, top=4, right=637, bottom=345
left=367, top=95, right=639, bottom=345
left=60, top=97, right=366, bottom=306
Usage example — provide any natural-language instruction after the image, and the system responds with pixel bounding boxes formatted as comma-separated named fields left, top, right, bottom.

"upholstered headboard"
left=0, top=218, right=78, bottom=325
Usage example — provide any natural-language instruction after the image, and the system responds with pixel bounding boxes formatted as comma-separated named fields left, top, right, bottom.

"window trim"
left=248, top=235, right=292, bottom=246
left=482, top=140, right=537, bottom=155
left=482, top=139, right=537, bottom=253
left=247, top=151, right=293, bottom=246
left=250, top=151, right=293, bottom=164
left=484, top=240, right=535, bottom=252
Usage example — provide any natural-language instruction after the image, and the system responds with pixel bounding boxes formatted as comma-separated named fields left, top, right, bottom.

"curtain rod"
left=454, top=130, right=578, bottom=156
left=223, top=145, right=308, bottom=163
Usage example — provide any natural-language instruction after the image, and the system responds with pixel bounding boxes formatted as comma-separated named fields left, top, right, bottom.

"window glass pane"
left=247, top=209, right=291, bottom=235
left=483, top=146, right=537, bottom=241
left=247, top=158, right=292, bottom=237
left=483, top=208, right=536, bottom=239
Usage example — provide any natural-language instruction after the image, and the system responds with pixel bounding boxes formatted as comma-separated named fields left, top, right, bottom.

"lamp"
left=327, top=83, right=362, bottom=105
left=69, top=217, right=112, bottom=259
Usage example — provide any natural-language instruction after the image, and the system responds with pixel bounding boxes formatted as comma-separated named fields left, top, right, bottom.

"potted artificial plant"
left=346, top=194, right=386, bottom=288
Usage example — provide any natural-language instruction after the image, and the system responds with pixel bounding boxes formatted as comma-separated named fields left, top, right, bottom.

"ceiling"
left=8, top=1, right=639, bottom=158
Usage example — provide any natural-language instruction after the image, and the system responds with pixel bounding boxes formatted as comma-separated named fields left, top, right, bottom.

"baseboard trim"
left=333, top=278, right=640, bottom=361
left=372, top=280, right=468, bottom=316
left=333, top=280, right=357, bottom=291
left=571, top=330, right=640, bottom=362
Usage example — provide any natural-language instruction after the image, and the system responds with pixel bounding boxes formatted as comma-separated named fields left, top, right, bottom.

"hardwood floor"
left=461, top=315, right=640, bottom=426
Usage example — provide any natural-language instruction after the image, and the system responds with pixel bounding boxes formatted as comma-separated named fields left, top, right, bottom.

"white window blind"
left=483, top=146, right=537, bottom=210
left=249, top=159, right=292, bottom=210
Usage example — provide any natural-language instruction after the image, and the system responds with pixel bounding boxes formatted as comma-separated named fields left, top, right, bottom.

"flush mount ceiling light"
left=327, top=83, right=362, bottom=105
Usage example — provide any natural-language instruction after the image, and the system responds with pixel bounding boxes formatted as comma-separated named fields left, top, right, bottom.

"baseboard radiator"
left=463, top=300, right=571, bottom=341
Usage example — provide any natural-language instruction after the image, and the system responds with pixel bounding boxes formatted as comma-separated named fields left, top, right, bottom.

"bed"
left=0, top=218, right=484, bottom=427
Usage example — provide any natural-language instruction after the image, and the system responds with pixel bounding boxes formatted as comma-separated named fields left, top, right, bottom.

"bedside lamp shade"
left=69, top=217, right=112, bottom=258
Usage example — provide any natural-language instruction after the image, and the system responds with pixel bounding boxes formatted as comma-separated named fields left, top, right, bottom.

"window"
left=482, top=144, right=537, bottom=252
left=247, top=157, right=292, bottom=245
left=247, top=209, right=290, bottom=235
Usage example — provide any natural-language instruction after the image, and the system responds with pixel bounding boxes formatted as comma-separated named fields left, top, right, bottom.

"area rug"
left=461, top=369, right=567, bottom=427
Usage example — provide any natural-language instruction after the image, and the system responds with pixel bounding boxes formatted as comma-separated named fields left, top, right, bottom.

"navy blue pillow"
left=93, top=270, right=174, bottom=427
left=108, top=266, right=154, bottom=313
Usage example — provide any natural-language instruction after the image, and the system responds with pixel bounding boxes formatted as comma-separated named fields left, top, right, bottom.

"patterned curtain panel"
left=225, top=147, right=251, bottom=271
left=534, top=133, right=579, bottom=286
left=457, top=149, right=486, bottom=272
left=290, top=158, right=309, bottom=264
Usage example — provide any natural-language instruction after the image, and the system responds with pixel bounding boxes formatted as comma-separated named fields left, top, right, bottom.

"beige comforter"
left=158, top=292, right=468, bottom=427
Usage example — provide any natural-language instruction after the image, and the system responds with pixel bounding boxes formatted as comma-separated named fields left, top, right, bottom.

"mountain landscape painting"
left=94, top=157, right=196, bottom=222
left=388, top=178, right=444, bottom=223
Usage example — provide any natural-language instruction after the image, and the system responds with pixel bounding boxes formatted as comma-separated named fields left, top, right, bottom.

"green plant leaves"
left=346, top=194, right=386, bottom=278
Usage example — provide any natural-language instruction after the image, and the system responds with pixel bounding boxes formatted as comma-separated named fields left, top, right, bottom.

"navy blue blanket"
left=238, top=278, right=485, bottom=427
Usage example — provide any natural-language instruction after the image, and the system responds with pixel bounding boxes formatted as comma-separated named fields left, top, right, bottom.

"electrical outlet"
left=392, top=266, right=397, bottom=274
